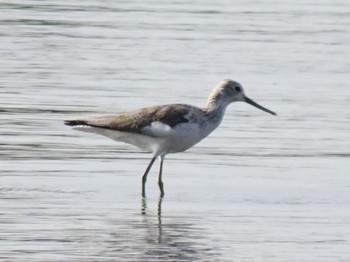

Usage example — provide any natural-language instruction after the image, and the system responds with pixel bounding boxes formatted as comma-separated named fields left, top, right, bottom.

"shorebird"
left=65, top=79, right=276, bottom=197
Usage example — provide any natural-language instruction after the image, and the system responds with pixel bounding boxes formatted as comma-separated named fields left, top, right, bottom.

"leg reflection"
left=141, top=197, right=147, bottom=215
left=157, top=196, right=163, bottom=243
left=140, top=197, right=163, bottom=243
left=137, top=197, right=214, bottom=260
left=140, top=196, right=163, bottom=220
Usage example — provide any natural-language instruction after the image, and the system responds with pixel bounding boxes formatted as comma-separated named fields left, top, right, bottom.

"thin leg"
left=157, top=155, right=165, bottom=198
left=142, top=157, right=156, bottom=198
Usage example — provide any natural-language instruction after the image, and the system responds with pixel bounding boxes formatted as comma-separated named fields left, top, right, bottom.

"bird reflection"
left=138, top=197, right=220, bottom=260
left=104, top=198, right=219, bottom=261
left=141, top=196, right=163, bottom=218
left=141, top=196, right=163, bottom=242
left=141, top=197, right=147, bottom=215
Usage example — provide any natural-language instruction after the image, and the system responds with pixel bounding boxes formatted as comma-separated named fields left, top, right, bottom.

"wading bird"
left=65, top=79, right=276, bottom=197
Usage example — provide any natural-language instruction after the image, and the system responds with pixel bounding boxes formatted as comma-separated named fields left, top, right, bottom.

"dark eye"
left=235, top=86, right=241, bottom=92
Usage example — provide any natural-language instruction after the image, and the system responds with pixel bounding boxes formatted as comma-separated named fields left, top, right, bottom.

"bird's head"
left=211, top=79, right=276, bottom=116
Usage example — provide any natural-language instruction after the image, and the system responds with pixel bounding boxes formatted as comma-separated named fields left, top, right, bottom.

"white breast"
left=154, top=119, right=220, bottom=155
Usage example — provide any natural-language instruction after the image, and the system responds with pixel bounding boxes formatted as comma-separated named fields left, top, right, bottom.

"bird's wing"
left=65, top=104, right=199, bottom=137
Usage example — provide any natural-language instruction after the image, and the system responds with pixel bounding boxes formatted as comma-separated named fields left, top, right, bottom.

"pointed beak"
left=244, top=96, right=277, bottom=116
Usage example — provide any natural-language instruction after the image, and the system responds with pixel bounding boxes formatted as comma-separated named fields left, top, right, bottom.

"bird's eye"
left=235, top=86, right=241, bottom=92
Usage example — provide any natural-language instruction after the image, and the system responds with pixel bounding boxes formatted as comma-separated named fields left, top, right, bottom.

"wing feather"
left=65, top=104, right=197, bottom=136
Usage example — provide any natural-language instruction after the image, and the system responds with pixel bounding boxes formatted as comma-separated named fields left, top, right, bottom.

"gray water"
left=1, top=1, right=350, bottom=261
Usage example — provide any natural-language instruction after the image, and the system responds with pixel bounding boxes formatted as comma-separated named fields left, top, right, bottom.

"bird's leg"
left=158, top=155, right=165, bottom=198
left=142, top=157, right=156, bottom=198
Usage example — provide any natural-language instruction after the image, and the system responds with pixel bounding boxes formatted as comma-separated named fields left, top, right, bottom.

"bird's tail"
left=64, top=120, right=88, bottom=126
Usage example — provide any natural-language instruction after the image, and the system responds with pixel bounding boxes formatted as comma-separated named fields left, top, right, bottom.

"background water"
left=1, top=0, right=350, bottom=261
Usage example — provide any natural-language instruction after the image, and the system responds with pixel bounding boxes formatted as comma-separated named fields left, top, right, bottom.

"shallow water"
left=1, top=1, right=350, bottom=261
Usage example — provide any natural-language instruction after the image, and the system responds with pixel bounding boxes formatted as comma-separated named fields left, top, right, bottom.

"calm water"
left=1, top=1, right=350, bottom=261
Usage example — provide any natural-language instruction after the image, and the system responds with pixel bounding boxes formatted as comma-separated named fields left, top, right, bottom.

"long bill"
left=244, top=96, right=277, bottom=116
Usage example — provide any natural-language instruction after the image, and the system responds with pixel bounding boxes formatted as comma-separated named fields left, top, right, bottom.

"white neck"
left=204, top=92, right=231, bottom=127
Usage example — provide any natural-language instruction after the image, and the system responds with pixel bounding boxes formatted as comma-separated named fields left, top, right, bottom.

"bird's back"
left=65, top=103, right=201, bottom=135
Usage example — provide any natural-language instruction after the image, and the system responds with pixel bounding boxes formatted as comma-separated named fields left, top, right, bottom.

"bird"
left=65, top=79, right=276, bottom=197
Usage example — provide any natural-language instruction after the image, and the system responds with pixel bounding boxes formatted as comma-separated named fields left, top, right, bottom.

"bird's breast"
left=162, top=121, right=218, bottom=154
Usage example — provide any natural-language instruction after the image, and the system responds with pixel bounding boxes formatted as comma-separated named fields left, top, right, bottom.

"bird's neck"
left=204, top=95, right=230, bottom=124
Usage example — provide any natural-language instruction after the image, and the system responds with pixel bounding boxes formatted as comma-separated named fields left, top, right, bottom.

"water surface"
left=1, top=1, right=350, bottom=261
